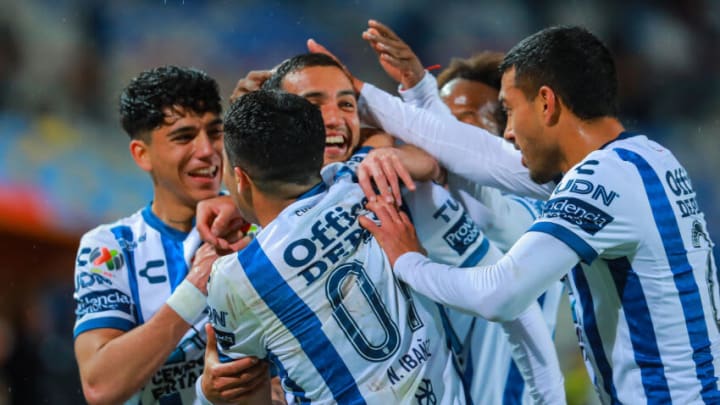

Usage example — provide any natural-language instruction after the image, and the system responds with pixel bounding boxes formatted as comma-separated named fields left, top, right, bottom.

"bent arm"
left=74, top=306, right=194, bottom=405
left=393, top=231, right=578, bottom=321
left=501, top=303, right=566, bottom=405
left=359, top=83, right=554, bottom=200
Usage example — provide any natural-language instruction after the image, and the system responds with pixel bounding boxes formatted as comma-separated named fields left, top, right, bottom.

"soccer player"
left=198, top=53, right=564, bottom=403
left=72, top=66, right=265, bottom=404
left=202, top=89, right=467, bottom=403
left=359, top=26, right=720, bottom=404
left=361, top=21, right=565, bottom=404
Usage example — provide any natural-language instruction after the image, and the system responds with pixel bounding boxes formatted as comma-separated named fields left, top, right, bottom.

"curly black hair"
left=119, top=65, right=221, bottom=140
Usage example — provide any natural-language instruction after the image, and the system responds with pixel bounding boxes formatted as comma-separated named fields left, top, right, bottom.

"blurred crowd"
left=0, top=1, right=718, bottom=403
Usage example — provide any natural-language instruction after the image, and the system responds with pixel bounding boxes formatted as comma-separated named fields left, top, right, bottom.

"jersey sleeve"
left=528, top=155, right=639, bottom=264
left=206, top=256, right=266, bottom=361
left=358, top=82, right=554, bottom=200
left=73, top=228, right=136, bottom=338
left=447, top=172, right=543, bottom=252
left=397, top=72, right=454, bottom=118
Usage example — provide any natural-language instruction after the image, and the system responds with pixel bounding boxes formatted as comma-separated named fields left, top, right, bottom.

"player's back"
left=532, top=132, right=720, bottom=403
left=207, top=165, right=464, bottom=404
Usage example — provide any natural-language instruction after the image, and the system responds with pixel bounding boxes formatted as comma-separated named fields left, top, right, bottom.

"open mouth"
left=188, top=166, right=219, bottom=179
left=325, top=133, right=349, bottom=157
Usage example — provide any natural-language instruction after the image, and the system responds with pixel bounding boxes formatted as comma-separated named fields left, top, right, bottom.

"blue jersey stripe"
left=111, top=225, right=144, bottom=324
left=606, top=257, right=671, bottom=401
left=503, top=361, right=524, bottom=405
left=460, top=237, right=490, bottom=267
left=238, top=241, right=365, bottom=404
left=572, top=265, right=619, bottom=403
left=529, top=222, right=597, bottom=264
left=267, top=350, right=309, bottom=403
left=615, top=148, right=719, bottom=402
left=73, top=317, right=135, bottom=338
left=160, top=237, right=187, bottom=291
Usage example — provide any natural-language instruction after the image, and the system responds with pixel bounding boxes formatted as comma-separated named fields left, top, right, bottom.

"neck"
left=151, top=190, right=195, bottom=233
left=559, top=116, right=625, bottom=172
left=252, top=194, right=298, bottom=228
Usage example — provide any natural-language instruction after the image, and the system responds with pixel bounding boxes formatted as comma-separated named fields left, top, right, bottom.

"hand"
left=358, top=147, right=416, bottom=206
left=230, top=70, right=273, bottom=102
left=186, top=244, right=219, bottom=294
left=362, top=19, right=425, bottom=90
left=358, top=199, right=424, bottom=266
left=306, top=38, right=364, bottom=92
left=201, top=323, right=271, bottom=403
left=197, top=196, right=252, bottom=255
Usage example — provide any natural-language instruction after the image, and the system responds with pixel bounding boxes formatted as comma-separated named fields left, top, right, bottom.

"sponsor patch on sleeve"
left=442, top=213, right=480, bottom=255
left=541, top=197, right=614, bottom=235
left=75, top=289, right=133, bottom=317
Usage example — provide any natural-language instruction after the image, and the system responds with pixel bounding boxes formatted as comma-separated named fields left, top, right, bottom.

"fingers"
left=358, top=215, right=380, bottom=234
left=204, top=323, right=218, bottom=359
left=230, top=70, right=272, bottom=102
left=196, top=202, right=219, bottom=246
left=307, top=38, right=336, bottom=60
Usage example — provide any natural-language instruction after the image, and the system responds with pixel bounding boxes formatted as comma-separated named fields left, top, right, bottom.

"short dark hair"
left=436, top=51, right=504, bottom=90
left=262, top=53, right=349, bottom=91
left=224, top=90, right=325, bottom=194
left=499, top=26, right=618, bottom=120
left=119, top=66, right=221, bottom=140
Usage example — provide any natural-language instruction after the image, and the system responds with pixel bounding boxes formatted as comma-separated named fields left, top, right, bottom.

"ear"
left=538, top=85, right=560, bottom=126
left=234, top=167, right=252, bottom=195
left=129, top=139, right=152, bottom=172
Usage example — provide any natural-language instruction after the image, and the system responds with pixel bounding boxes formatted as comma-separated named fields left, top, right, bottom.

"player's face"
left=281, top=65, right=360, bottom=166
left=440, top=78, right=501, bottom=135
left=500, top=68, right=562, bottom=184
left=146, top=107, right=224, bottom=208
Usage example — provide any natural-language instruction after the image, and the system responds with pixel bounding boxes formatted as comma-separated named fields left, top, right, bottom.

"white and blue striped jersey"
left=206, top=163, right=465, bottom=404
left=73, top=205, right=207, bottom=404
left=398, top=74, right=565, bottom=405
left=531, top=132, right=720, bottom=404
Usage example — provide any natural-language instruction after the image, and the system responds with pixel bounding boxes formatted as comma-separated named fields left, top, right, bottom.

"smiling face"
left=440, top=77, right=501, bottom=135
left=138, top=106, right=224, bottom=210
left=500, top=67, right=563, bottom=184
left=280, top=65, right=360, bottom=166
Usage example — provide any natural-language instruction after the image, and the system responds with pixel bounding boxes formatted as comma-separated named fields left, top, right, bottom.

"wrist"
left=166, top=279, right=207, bottom=325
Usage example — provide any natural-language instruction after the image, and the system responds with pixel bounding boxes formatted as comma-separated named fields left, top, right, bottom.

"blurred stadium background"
left=0, top=1, right=718, bottom=403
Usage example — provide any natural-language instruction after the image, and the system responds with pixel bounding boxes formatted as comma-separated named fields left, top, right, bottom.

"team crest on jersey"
left=542, top=197, right=613, bottom=235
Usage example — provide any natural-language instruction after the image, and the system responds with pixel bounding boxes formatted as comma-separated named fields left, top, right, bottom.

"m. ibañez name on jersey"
left=542, top=197, right=614, bottom=235
left=284, top=202, right=371, bottom=286
left=386, top=338, right=433, bottom=386
left=76, top=290, right=133, bottom=316
left=666, top=167, right=701, bottom=217
left=433, top=198, right=480, bottom=255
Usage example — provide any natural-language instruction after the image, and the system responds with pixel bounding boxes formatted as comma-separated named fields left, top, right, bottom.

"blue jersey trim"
left=238, top=241, right=365, bottom=403
left=615, top=147, right=719, bottom=402
left=297, top=181, right=327, bottom=202
left=509, top=196, right=540, bottom=220
left=267, top=350, right=309, bottom=403
left=460, top=237, right=490, bottom=267
left=529, top=222, right=597, bottom=264
left=74, top=317, right=135, bottom=339
left=572, top=265, right=619, bottom=403
left=606, top=257, right=671, bottom=402
left=142, top=203, right=190, bottom=241
left=110, top=225, right=143, bottom=324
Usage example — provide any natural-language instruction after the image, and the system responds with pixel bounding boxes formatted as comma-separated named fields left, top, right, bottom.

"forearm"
left=394, top=144, right=442, bottom=182
left=359, top=83, right=553, bottom=199
left=501, top=303, right=566, bottom=405
left=392, top=232, right=578, bottom=321
left=77, top=306, right=191, bottom=404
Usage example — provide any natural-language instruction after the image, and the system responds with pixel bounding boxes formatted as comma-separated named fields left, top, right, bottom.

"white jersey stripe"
left=615, top=147, right=720, bottom=402
left=237, top=241, right=365, bottom=403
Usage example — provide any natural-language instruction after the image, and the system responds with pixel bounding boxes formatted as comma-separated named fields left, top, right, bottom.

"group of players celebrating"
left=72, top=19, right=719, bottom=405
